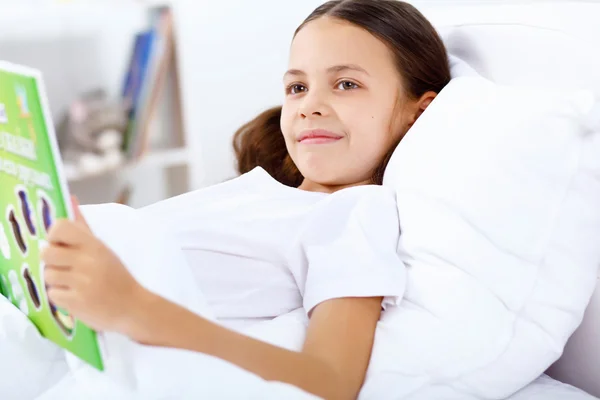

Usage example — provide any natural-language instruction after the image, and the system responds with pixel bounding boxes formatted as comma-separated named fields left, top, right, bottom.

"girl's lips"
left=298, top=129, right=344, bottom=144
left=300, top=136, right=343, bottom=144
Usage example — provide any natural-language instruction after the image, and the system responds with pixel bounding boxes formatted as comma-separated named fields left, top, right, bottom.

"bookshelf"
left=0, top=1, right=190, bottom=208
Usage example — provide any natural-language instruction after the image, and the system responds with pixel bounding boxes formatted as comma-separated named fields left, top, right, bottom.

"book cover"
left=0, top=61, right=104, bottom=371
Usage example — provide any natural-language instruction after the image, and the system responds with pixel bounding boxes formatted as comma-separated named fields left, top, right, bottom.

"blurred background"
left=0, top=0, right=586, bottom=208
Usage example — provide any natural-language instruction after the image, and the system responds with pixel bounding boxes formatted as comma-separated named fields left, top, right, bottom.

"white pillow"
left=377, top=76, right=600, bottom=398
left=422, top=3, right=600, bottom=95
left=440, top=24, right=600, bottom=94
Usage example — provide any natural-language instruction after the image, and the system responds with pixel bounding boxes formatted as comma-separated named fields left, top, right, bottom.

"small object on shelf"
left=56, top=89, right=128, bottom=180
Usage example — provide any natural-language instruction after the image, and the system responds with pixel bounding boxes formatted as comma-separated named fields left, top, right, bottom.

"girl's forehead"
left=289, top=18, right=396, bottom=74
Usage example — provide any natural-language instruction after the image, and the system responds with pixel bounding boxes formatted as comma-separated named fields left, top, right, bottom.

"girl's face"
left=281, top=17, right=414, bottom=192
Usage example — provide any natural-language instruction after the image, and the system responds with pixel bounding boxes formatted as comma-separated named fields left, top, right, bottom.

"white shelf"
left=66, top=147, right=189, bottom=183
left=135, top=147, right=190, bottom=170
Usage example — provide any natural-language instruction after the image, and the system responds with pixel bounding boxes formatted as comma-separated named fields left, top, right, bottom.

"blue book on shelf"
left=128, top=7, right=175, bottom=159
left=121, top=30, right=156, bottom=154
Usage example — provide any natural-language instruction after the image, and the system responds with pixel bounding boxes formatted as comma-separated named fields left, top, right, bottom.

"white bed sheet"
left=509, top=375, right=598, bottom=400
left=33, top=352, right=319, bottom=400
left=29, top=363, right=600, bottom=400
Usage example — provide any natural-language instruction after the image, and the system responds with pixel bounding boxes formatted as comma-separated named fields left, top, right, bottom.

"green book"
left=0, top=61, right=104, bottom=371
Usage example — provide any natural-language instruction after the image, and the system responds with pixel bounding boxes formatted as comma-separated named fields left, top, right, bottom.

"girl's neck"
left=298, top=178, right=372, bottom=194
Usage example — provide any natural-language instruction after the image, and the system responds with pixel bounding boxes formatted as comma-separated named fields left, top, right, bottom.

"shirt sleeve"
left=295, top=186, right=406, bottom=314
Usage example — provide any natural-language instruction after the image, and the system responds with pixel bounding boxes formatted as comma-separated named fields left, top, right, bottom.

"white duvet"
left=0, top=203, right=597, bottom=400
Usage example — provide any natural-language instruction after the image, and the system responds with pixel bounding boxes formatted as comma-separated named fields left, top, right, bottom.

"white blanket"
left=0, top=203, right=597, bottom=400
left=1, top=294, right=597, bottom=400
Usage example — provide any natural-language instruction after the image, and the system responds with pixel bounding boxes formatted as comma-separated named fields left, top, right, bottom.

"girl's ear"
left=408, top=91, right=437, bottom=127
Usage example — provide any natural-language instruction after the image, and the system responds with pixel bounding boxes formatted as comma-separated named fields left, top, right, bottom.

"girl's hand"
left=41, top=197, right=143, bottom=333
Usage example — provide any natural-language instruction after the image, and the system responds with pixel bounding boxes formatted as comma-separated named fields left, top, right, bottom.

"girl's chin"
left=300, top=169, right=362, bottom=188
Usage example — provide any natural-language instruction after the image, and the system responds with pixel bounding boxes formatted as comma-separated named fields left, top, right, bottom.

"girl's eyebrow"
left=327, top=64, right=370, bottom=76
left=283, top=64, right=370, bottom=80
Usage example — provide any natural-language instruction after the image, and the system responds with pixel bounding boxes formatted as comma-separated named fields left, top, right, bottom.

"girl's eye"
left=337, top=81, right=359, bottom=90
left=287, top=84, right=307, bottom=95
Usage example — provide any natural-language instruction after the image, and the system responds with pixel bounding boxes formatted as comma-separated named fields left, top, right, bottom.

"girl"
left=41, top=1, right=450, bottom=399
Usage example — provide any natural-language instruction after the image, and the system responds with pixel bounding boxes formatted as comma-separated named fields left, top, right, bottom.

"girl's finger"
left=71, top=196, right=91, bottom=231
left=46, top=286, right=74, bottom=310
left=44, top=266, right=77, bottom=289
left=47, top=219, right=89, bottom=247
left=41, top=245, right=75, bottom=268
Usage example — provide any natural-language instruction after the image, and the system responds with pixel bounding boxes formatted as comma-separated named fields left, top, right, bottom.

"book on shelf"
left=121, top=6, right=185, bottom=162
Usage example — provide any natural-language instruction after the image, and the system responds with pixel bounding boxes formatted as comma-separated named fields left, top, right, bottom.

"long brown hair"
left=233, top=0, right=450, bottom=187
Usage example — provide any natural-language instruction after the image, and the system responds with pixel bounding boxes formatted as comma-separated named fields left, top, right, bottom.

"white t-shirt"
left=139, top=167, right=406, bottom=331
